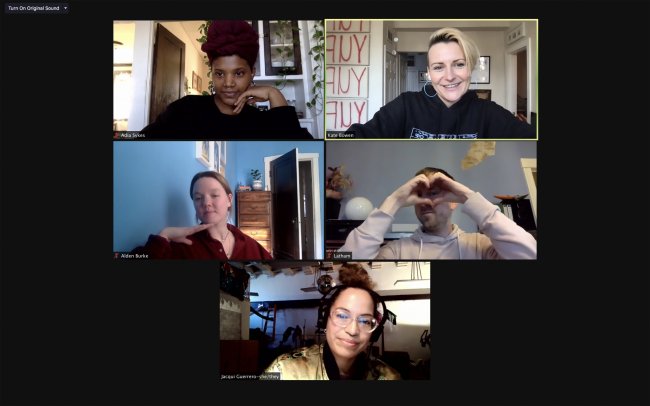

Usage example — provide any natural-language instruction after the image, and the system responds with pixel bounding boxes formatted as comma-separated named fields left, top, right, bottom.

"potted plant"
left=250, top=169, right=263, bottom=190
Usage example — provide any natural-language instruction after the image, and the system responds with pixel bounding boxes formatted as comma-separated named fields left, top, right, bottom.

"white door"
left=384, top=45, right=398, bottom=104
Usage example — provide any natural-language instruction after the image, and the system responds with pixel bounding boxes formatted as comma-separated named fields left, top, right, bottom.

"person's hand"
left=379, top=173, right=474, bottom=216
left=391, top=174, right=436, bottom=207
left=233, top=86, right=288, bottom=115
left=158, top=224, right=212, bottom=245
left=423, top=172, right=474, bottom=206
left=379, top=174, right=436, bottom=216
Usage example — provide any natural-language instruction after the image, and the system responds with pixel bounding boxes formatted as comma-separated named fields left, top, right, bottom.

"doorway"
left=149, top=23, right=185, bottom=125
left=384, top=45, right=398, bottom=104
left=400, top=53, right=427, bottom=93
left=506, top=36, right=533, bottom=124
left=516, top=50, right=528, bottom=119
left=298, top=161, right=315, bottom=259
left=264, top=152, right=322, bottom=259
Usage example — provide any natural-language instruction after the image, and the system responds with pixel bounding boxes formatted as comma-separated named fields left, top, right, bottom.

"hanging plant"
left=273, top=20, right=301, bottom=89
left=306, top=20, right=324, bottom=114
left=197, top=20, right=214, bottom=95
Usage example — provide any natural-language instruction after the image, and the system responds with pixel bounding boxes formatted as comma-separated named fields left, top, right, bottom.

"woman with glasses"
left=263, top=263, right=401, bottom=380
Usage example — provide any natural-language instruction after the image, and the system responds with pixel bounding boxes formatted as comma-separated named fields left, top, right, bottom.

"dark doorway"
left=516, top=49, right=528, bottom=120
left=149, top=23, right=185, bottom=125
left=270, top=149, right=301, bottom=259
left=299, top=160, right=314, bottom=259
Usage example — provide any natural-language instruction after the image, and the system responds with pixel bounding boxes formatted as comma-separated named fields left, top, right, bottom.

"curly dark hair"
left=337, top=262, right=376, bottom=290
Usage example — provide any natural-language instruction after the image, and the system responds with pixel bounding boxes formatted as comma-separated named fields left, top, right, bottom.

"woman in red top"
left=133, top=171, right=272, bottom=260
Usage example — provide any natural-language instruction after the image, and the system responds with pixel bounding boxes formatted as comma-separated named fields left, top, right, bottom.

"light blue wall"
left=114, top=141, right=324, bottom=252
left=326, top=140, right=537, bottom=233
left=113, top=142, right=207, bottom=251
left=229, top=141, right=324, bottom=188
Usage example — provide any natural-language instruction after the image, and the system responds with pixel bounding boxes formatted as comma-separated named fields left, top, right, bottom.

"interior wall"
left=113, top=141, right=207, bottom=251
left=221, top=290, right=249, bottom=340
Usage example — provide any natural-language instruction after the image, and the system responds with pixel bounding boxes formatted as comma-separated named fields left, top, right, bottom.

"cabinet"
left=325, top=219, right=363, bottom=258
left=237, top=191, right=273, bottom=255
left=497, top=198, right=536, bottom=232
left=325, top=219, right=403, bottom=259
left=263, top=20, right=302, bottom=76
left=248, top=20, right=321, bottom=138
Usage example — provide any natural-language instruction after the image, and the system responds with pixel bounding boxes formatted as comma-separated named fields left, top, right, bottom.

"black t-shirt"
left=141, top=95, right=313, bottom=140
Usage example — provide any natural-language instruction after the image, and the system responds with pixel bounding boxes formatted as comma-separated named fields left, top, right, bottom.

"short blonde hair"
left=428, top=27, right=480, bottom=72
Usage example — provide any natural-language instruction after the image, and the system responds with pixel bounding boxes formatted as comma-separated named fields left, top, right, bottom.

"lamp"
left=344, top=196, right=373, bottom=220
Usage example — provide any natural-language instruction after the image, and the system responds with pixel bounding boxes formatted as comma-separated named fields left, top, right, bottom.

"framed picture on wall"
left=475, top=89, right=491, bottom=101
left=213, top=142, right=221, bottom=172
left=196, top=141, right=213, bottom=168
left=418, top=71, right=429, bottom=82
left=191, top=71, right=203, bottom=92
left=470, top=56, right=490, bottom=84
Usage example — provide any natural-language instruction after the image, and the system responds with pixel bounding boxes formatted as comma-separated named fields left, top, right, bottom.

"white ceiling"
left=239, top=261, right=431, bottom=302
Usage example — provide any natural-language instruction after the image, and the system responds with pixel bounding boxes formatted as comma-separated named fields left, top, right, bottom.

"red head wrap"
left=201, top=20, right=259, bottom=69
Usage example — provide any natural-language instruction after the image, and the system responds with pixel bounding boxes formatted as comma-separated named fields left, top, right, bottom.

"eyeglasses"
left=330, top=309, right=378, bottom=333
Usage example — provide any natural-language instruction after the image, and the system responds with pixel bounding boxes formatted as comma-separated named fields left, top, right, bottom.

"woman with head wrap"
left=141, top=20, right=313, bottom=139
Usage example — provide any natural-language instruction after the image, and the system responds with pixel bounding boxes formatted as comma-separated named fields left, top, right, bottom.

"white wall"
left=524, top=21, right=537, bottom=113
left=128, top=21, right=154, bottom=130
left=383, top=299, right=430, bottom=361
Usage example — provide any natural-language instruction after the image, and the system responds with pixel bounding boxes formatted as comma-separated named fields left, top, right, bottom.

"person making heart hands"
left=338, top=167, right=536, bottom=259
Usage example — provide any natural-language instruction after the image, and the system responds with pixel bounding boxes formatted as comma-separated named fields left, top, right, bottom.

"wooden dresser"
left=236, top=191, right=272, bottom=255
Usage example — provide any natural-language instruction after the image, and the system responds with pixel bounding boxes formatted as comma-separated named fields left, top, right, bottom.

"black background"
left=2, top=1, right=649, bottom=405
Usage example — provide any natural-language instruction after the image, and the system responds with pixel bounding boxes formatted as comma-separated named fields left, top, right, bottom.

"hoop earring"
left=422, top=81, right=437, bottom=99
left=251, top=80, right=256, bottom=87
